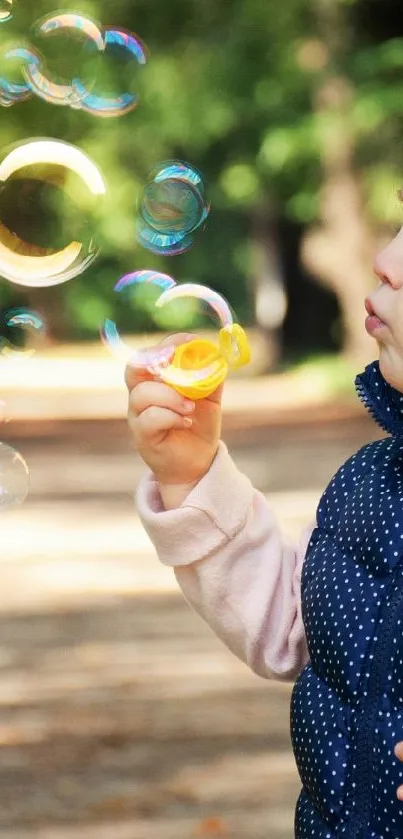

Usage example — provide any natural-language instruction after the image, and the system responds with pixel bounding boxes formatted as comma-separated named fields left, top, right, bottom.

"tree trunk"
left=301, top=75, right=376, bottom=366
left=299, top=2, right=378, bottom=365
left=302, top=167, right=376, bottom=365
left=249, top=205, right=287, bottom=372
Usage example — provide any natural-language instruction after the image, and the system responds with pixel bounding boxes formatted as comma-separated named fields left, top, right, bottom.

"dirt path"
left=0, top=414, right=380, bottom=839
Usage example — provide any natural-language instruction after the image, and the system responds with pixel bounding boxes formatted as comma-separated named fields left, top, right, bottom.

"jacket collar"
left=355, top=360, right=403, bottom=437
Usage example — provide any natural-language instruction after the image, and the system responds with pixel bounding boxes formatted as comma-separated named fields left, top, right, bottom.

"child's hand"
left=125, top=333, right=223, bottom=506
left=394, top=742, right=403, bottom=800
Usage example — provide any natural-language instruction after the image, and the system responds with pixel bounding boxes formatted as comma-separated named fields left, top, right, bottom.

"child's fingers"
left=124, top=355, right=165, bottom=392
left=129, top=379, right=194, bottom=419
left=135, top=405, right=192, bottom=441
left=207, top=381, right=224, bottom=405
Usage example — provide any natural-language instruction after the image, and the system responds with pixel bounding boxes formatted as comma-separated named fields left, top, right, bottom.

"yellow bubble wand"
left=152, top=283, right=251, bottom=400
left=102, top=275, right=251, bottom=399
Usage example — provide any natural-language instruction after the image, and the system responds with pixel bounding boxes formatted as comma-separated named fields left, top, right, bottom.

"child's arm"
left=137, top=441, right=312, bottom=682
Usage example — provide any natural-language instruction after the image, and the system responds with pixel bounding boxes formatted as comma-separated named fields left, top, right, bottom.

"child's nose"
left=373, top=228, right=403, bottom=287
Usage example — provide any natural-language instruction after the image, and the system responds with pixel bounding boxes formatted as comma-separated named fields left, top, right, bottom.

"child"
left=125, top=227, right=403, bottom=839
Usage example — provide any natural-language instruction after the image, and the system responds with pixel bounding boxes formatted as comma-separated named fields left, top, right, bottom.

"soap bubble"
left=0, top=443, right=30, bottom=510
left=141, top=179, right=206, bottom=236
left=0, top=307, right=46, bottom=357
left=101, top=270, right=177, bottom=363
left=0, top=46, right=36, bottom=106
left=0, top=1, right=13, bottom=24
left=73, top=27, right=147, bottom=118
left=137, top=161, right=209, bottom=255
left=0, top=138, right=106, bottom=287
left=115, top=269, right=176, bottom=293
left=24, top=12, right=105, bottom=108
left=156, top=282, right=233, bottom=326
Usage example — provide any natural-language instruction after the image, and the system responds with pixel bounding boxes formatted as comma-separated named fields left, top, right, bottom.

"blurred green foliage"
left=0, top=0, right=403, bottom=341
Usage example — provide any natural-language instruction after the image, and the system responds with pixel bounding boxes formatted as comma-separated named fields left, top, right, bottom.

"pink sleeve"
left=136, top=441, right=312, bottom=681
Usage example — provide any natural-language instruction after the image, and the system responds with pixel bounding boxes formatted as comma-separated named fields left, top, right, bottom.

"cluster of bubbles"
left=0, top=12, right=147, bottom=117
left=0, top=2, right=31, bottom=508
left=137, top=162, right=210, bottom=255
left=0, top=137, right=239, bottom=506
left=0, top=137, right=220, bottom=508
left=0, top=9, right=248, bottom=508
left=0, top=133, right=107, bottom=510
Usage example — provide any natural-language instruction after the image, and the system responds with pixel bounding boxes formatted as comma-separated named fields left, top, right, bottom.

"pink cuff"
left=136, top=441, right=254, bottom=567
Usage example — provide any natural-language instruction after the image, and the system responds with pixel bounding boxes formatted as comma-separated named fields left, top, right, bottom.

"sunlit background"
left=0, top=0, right=401, bottom=836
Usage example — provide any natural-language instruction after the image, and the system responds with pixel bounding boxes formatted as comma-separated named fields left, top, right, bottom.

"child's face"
left=367, top=226, right=403, bottom=391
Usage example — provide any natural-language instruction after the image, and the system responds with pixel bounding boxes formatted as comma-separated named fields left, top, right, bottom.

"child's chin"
left=379, top=352, right=403, bottom=392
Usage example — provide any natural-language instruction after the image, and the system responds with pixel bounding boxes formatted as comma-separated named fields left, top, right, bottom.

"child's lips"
left=365, top=298, right=387, bottom=334
left=365, top=315, right=386, bottom=334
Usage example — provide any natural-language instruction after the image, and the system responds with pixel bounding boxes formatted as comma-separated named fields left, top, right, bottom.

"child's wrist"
left=158, top=480, right=199, bottom=510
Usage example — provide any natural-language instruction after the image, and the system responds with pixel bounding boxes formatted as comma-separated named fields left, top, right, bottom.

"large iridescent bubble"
left=0, top=138, right=106, bottom=287
left=23, top=13, right=105, bottom=108
left=137, top=162, right=210, bottom=255
left=73, top=27, right=147, bottom=118
left=0, top=16, right=148, bottom=117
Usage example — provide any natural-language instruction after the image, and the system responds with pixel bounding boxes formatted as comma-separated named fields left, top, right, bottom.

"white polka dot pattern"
left=290, top=362, right=403, bottom=839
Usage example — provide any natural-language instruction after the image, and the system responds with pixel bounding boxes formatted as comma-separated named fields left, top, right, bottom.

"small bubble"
left=0, top=442, right=29, bottom=510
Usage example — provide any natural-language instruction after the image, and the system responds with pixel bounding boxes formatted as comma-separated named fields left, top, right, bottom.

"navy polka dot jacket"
left=291, top=360, right=403, bottom=839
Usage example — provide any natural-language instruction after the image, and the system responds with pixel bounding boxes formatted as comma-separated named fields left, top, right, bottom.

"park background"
left=0, top=0, right=401, bottom=837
